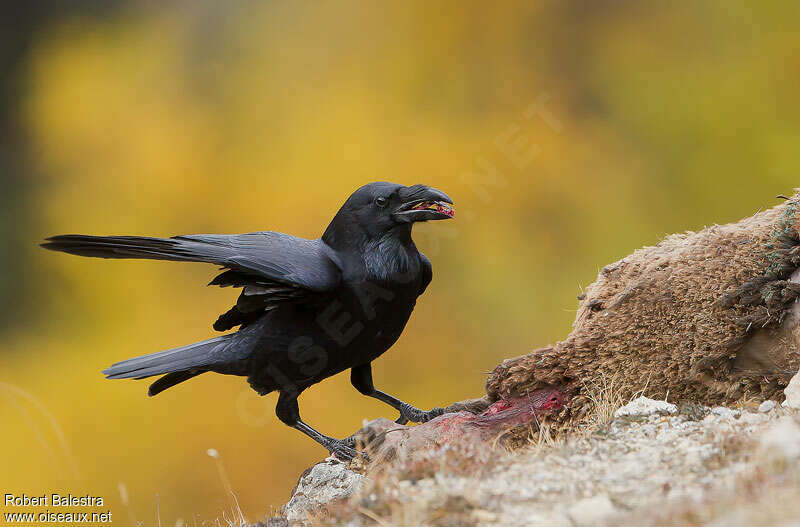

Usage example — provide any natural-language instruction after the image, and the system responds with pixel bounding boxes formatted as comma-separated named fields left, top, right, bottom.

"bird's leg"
left=275, top=391, right=363, bottom=461
left=350, top=364, right=444, bottom=425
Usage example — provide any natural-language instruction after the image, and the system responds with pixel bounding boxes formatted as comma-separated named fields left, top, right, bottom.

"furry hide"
left=486, top=193, right=800, bottom=421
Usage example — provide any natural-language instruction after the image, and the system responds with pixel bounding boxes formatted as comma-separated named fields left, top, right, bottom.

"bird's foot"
left=327, top=438, right=369, bottom=463
left=395, top=405, right=445, bottom=425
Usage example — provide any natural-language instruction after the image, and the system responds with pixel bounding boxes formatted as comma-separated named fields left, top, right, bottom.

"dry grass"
left=205, top=449, right=248, bottom=527
left=303, top=490, right=483, bottom=527
left=118, top=449, right=254, bottom=527
left=582, top=376, right=625, bottom=429
left=577, top=373, right=637, bottom=437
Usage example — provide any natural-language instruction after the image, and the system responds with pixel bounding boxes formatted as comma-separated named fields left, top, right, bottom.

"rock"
left=711, top=407, right=741, bottom=419
left=739, top=412, right=764, bottom=426
left=255, top=519, right=290, bottom=527
left=531, top=512, right=573, bottom=527
left=758, top=417, right=800, bottom=464
left=758, top=400, right=776, bottom=413
left=615, top=396, right=677, bottom=419
left=284, top=458, right=364, bottom=523
left=678, top=402, right=709, bottom=421
left=706, top=511, right=750, bottom=527
left=567, top=495, right=617, bottom=526
left=785, top=370, right=800, bottom=410
left=279, top=400, right=800, bottom=526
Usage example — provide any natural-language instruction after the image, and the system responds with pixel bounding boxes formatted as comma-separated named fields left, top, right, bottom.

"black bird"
left=42, top=182, right=454, bottom=460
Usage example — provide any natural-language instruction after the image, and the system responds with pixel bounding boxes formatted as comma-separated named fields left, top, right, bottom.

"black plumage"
left=41, top=182, right=454, bottom=460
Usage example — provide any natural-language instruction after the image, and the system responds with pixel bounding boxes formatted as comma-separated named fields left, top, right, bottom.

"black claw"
left=399, top=405, right=446, bottom=424
left=330, top=444, right=358, bottom=461
left=423, top=407, right=445, bottom=422
left=328, top=438, right=369, bottom=462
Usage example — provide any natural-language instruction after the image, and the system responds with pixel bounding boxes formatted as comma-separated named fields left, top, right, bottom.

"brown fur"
left=486, top=194, right=800, bottom=421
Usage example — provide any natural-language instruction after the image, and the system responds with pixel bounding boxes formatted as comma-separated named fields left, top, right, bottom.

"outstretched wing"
left=42, top=232, right=342, bottom=330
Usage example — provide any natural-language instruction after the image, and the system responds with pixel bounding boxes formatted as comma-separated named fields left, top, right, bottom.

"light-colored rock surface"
left=567, top=495, right=618, bottom=527
left=758, top=400, right=776, bottom=413
left=758, top=417, right=800, bottom=464
left=614, top=396, right=678, bottom=418
left=276, top=402, right=800, bottom=527
left=711, top=406, right=741, bottom=419
left=283, top=458, right=364, bottom=523
left=739, top=412, right=765, bottom=426
left=786, top=370, right=800, bottom=410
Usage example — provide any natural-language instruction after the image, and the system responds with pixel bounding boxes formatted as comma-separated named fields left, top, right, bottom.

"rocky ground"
left=259, top=373, right=800, bottom=527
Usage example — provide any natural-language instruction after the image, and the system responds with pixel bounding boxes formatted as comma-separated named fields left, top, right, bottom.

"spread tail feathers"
left=41, top=234, right=226, bottom=263
left=103, top=335, right=233, bottom=396
left=147, top=371, right=205, bottom=396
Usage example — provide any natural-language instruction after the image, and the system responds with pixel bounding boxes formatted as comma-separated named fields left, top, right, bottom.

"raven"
left=42, top=182, right=454, bottom=460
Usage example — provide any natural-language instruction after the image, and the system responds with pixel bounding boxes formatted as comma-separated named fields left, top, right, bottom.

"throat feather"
left=363, top=235, right=414, bottom=282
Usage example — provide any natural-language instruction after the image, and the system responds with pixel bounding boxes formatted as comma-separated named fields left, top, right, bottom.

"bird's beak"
left=393, top=185, right=455, bottom=223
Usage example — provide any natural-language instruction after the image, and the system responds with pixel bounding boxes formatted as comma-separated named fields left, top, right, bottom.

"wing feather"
left=43, top=231, right=341, bottom=331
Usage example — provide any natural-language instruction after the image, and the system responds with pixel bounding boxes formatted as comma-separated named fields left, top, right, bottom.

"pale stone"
left=739, top=412, right=764, bottom=426
left=785, top=370, right=800, bottom=410
left=758, top=400, right=776, bottom=413
left=615, top=396, right=678, bottom=418
left=758, top=417, right=800, bottom=464
left=284, top=458, right=364, bottom=523
left=711, top=407, right=740, bottom=419
left=567, top=495, right=617, bottom=527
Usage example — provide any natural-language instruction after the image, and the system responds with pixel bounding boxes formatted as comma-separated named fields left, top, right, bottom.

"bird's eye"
left=375, top=197, right=388, bottom=208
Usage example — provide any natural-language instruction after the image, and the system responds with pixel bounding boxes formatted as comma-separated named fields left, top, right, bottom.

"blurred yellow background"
left=2, top=1, right=799, bottom=523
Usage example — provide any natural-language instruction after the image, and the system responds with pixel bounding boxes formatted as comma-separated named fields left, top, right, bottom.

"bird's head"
left=324, top=182, right=454, bottom=243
